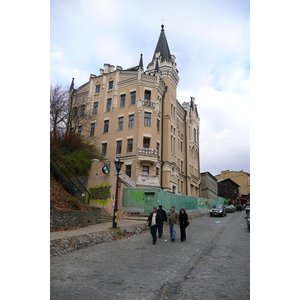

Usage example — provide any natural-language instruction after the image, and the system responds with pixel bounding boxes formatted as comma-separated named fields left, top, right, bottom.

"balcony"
left=138, top=147, right=158, bottom=163
left=136, top=174, right=160, bottom=188
left=142, top=99, right=155, bottom=107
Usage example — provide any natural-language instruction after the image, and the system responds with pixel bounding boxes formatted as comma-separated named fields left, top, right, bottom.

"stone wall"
left=50, top=224, right=148, bottom=256
left=50, top=208, right=102, bottom=232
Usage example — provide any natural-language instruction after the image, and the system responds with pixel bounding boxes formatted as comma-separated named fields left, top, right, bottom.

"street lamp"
left=113, top=159, right=124, bottom=228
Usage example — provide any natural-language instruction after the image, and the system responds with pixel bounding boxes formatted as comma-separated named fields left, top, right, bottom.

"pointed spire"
left=153, top=24, right=171, bottom=60
left=69, top=77, right=74, bottom=91
left=139, top=53, right=144, bottom=69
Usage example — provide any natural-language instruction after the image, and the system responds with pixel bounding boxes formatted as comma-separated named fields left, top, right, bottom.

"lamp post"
left=113, top=159, right=124, bottom=228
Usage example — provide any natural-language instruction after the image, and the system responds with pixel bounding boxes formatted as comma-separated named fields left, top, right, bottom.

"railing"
left=142, top=99, right=155, bottom=107
left=138, top=147, right=158, bottom=156
left=50, top=147, right=91, bottom=204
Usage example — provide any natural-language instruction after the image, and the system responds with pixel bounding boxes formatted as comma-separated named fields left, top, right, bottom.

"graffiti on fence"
left=131, top=190, right=144, bottom=204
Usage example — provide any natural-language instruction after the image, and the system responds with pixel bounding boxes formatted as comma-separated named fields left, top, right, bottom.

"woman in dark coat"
left=179, top=208, right=189, bottom=242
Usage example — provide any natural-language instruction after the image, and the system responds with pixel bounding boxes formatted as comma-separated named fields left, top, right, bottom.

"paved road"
left=51, top=212, right=250, bottom=299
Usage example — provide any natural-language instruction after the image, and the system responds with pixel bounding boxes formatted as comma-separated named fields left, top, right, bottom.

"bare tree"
left=50, top=83, right=69, bottom=137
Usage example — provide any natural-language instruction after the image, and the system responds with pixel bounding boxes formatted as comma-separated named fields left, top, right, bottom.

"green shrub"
left=50, top=133, right=102, bottom=177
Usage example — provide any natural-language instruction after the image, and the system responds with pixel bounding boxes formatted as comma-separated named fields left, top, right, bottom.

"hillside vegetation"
left=50, top=174, right=93, bottom=211
left=50, top=133, right=102, bottom=211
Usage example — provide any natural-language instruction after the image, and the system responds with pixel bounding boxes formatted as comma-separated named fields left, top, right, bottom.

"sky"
left=50, top=0, right=250, bottom=176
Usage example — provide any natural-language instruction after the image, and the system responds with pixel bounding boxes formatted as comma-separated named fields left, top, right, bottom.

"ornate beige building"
left=67, top=25, right=201, bottom=212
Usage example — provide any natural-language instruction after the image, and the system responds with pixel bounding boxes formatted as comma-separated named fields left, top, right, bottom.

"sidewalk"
left=50, top=210, right=209, bottom=256
left=50, top=217, right=147, bottom=241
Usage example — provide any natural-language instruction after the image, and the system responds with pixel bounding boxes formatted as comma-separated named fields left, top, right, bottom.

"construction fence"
left=122, top=187, right=228, bottom=213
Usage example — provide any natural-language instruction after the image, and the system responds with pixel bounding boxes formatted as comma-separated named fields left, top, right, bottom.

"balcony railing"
left=142, top=99, right=155, bottom=107
left=138, top=147, right=158, bottom=156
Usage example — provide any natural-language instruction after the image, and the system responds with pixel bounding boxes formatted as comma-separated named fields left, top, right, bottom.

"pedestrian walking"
left=167, top=206, right=179, bottom=242
left=147, top=207, right=162, bottom=245
left=157, top=204, right=167, bottom=238
left=179, top=208, right=189, bottom=242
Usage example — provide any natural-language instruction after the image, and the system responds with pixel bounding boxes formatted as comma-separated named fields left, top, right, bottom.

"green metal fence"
left=122, top=188, right=228, bottom=213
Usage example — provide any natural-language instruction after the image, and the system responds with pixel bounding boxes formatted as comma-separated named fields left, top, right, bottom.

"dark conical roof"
left=153, top=25, right=171, bottom=60
left=139, top=53, right=144, bottom=69
left=69, top=77, right=74, bottom=91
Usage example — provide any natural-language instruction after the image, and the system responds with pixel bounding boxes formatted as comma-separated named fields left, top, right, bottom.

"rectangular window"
left=143, top=137, right=150, bottom=148
left=173, top=137, right=175, bottom=154
left=90, top=123, right=95, bottom=136
left=127, top=138, right=133, bottom=153
left=181, top=161, right=183, bottom=173
left=142, top=165, right=149, bottom=175
left=116, top=140, right=122, bottom=154
left=120, top=94, right=125, bottom=108
left=194, top=129, right=197, bottom=141
left=130, top=91, right=136, bottom=105
left=157, top=119, right=160, bottom=132
left=109, top=81, right=113, bottom=90
left=106, top=98, right=112, bottom=112
left=118, top=117, right=123, bottom=131
left=77, top=126, right=82, bottom=137
left=128, top=114, right=134, bottom=128
left=156, top=167, right=159, bottom=176
left=101, top=143, right=107, bottom=156
left=104, top=120, right=109, bottom=133
left=126, top=165, right=132, bottom=177
left=181, top=181, right=183, bottom=193
left=80, top=105, right=85, bottom=118
left=156, top=142, right=159, bottom=154
left=95, top=84, right=100, bottom=93
left=144, top=90, right=151, bottom=101
left=93, top=102, right=98, bottom=114
left=144, top=112, right=151, bottom=126
left=72, top=107, right=77, bottom=120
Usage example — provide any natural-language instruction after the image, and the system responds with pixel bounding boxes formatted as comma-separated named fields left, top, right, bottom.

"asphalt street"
left=50, top=212, right=250, bottom=300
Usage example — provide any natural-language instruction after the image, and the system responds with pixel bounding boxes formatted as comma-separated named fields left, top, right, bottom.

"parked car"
left=230, top=204, right=236, bottom=212
left=245, top=205, right=250, bottom=214
left=210, top=205, right=227, bottom=217
left=236, top=204, right=242, bottom=212
left=245, top=211, right=250, bottom=231
left=225, top=206, right=234, bottom=213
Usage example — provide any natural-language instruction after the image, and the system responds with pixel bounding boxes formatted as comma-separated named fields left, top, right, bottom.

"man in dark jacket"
left=157, top=205, right=167, bottom=238
left=147, top=207, right=162, bottom=245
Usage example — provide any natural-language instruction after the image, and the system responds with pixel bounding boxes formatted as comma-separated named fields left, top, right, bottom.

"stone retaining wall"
left=50, top=224, right=149, bottom=256
left=50, top=208, right=102, bottom=232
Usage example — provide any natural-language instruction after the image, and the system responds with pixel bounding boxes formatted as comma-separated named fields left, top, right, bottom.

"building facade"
left=215, top=170, right=250, bottom=203
left=200, top=172, right=218, bottom=201
left=66, top=25, right=201, bottom=214
left=217, top=178, right=240, bottom=205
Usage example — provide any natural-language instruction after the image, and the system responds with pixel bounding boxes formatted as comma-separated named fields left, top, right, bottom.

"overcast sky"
left=50, top=0, right=250, bottom=176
